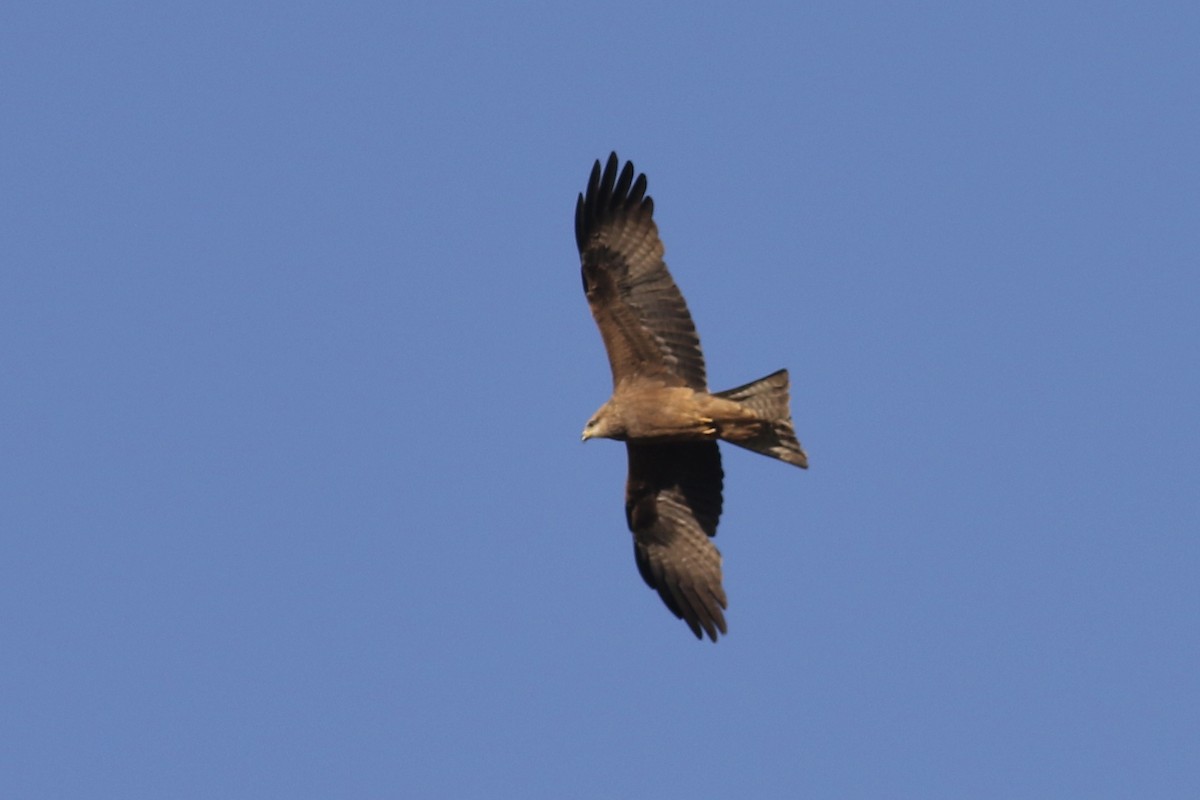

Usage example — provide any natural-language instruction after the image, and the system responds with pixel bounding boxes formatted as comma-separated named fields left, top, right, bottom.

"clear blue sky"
left=3, top=3, right=1197, bottom=797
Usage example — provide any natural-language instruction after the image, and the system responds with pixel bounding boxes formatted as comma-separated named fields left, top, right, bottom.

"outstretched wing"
left=575, top=153, right=707, bottom=391
left=625, top=441, right=726, bottom=641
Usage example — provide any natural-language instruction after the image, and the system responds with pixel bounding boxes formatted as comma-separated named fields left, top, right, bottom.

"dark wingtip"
left=574, top=192, right=585, bottom=252
left=665, top=582, right=728, bottom=643
left=575, top=152, right=653, bottom=254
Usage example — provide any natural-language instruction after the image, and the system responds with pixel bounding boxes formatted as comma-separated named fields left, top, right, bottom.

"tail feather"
left=716, top=369, right=808, bottom=468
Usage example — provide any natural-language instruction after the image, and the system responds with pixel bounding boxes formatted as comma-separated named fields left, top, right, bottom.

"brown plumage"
left=576, top=153, right=808, bottom=641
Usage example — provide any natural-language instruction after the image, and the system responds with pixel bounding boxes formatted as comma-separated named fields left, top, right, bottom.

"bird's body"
left=575, top=153, right=807, bottom=641
left=584, top=383, right=734, bottom=441
left=584, top=378, right=806, bottom=464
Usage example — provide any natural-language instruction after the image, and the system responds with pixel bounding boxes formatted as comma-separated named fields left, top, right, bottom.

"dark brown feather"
left=576, top=153, right=707, bottom=390
left=625, top=441, right=727, bottom=641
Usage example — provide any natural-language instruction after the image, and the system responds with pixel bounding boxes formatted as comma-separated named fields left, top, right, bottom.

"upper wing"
left=575, top=153, right=707, bottom=390
left=625, top=441, right=726, bottom=641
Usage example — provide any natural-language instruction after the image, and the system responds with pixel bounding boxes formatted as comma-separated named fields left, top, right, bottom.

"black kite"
left=575, top=153, right=808, bottom=642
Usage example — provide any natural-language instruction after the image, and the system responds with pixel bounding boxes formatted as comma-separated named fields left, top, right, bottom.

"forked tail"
left=715, top=369, right=808, bottom=468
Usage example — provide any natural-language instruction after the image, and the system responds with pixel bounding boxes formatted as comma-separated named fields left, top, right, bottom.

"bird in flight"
left=575, top=153, right=808, bottom=641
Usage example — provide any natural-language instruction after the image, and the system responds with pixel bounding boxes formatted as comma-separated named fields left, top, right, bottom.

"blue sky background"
left=3, top=2, right=1198, bottom=797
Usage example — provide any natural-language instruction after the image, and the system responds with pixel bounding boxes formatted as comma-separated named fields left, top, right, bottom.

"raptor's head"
left=582, top=400, right=625, bottom=442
